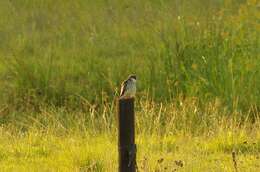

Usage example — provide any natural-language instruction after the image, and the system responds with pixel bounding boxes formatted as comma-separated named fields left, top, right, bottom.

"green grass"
left=0, top=0, right=259, bottom=171
left=0, top=0, right=259, bottom=112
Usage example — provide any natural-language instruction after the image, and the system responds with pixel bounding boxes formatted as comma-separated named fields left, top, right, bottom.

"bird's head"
left=128, top=74, right=137, bottom=82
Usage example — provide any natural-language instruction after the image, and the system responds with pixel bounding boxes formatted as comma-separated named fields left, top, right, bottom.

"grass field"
left=0, top=0, right=259, bottom=171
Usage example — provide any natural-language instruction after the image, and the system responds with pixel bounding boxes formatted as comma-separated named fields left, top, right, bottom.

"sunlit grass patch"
left=0, top=123, right=259, bottom=171
left=0, top=130, right=117, bottom=171
left=204, top=129, right=260, bottom=154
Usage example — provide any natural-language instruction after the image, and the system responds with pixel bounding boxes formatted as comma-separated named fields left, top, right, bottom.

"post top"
left=118, top=97, right=135, bottom=103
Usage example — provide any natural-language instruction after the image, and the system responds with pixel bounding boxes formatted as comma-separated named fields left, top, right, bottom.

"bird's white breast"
left=125, top=79, right=136, bottom=97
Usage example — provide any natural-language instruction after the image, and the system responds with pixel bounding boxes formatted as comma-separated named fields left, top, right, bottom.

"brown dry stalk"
left=232, top=151, right=238, bottom=172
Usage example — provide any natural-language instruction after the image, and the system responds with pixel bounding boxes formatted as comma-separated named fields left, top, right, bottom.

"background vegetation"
left=0, top=0, right=259, bottom=171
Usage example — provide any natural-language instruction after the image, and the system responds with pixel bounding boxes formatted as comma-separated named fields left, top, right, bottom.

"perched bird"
left=120, top=75, right=137, bottom=99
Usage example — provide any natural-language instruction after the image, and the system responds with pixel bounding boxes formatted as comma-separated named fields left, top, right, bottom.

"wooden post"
left=118, top=98, right=136, bottom=172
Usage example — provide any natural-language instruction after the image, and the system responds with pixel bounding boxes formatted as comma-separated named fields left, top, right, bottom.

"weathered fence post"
left=118, top=98, right=136, bottom=172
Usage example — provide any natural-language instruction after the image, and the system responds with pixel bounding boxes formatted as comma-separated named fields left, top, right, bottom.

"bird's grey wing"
left=120, top=79, right=129, bottom=96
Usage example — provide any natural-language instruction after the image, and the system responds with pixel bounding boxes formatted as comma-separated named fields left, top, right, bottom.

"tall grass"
left=0, top=0, right=259, bottom=117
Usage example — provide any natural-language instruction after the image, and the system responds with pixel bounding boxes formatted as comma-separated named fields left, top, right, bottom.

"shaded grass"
left=0, top=0, right=259, bottom=116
